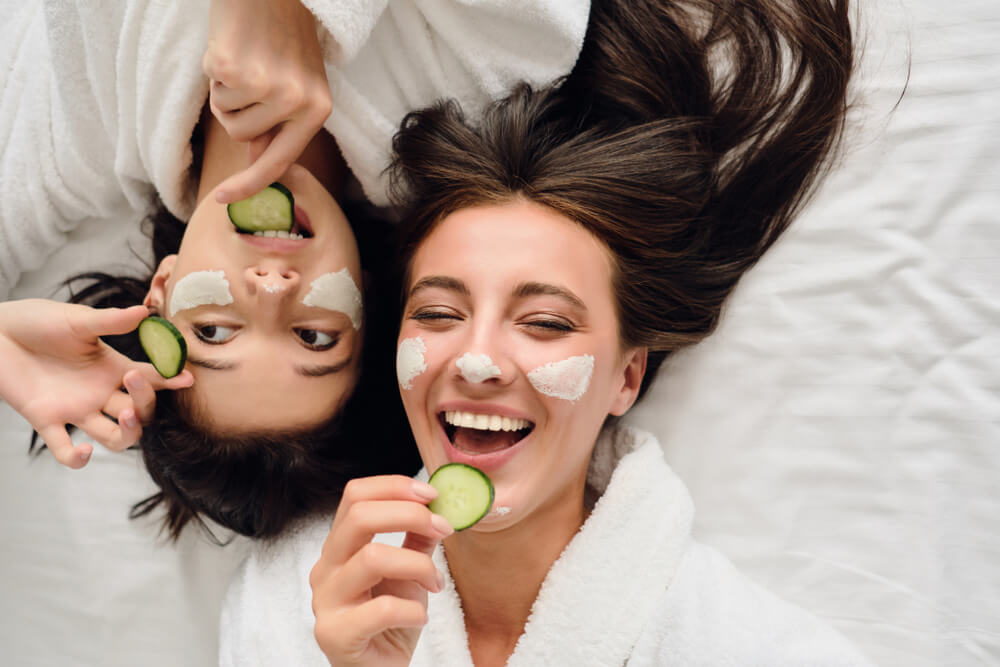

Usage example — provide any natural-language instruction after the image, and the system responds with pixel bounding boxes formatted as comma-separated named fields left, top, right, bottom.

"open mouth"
left=440, top=411, right=534, bottom=455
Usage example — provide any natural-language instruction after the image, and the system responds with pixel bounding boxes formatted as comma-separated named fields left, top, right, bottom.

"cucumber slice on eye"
left=138, top=316, right=187, bottom=378
left=427, top=463, right=495, bottom=531
left=227, top=182, right=294, bottom=233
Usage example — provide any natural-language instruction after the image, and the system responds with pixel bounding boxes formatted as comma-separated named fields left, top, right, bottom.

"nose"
left=244, top=263, right=300, bottom=296
left=451, top=322, right=516, bottom=388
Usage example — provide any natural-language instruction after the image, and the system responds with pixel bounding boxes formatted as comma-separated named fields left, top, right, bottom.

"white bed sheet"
left=1, top=1, right=997, bottom=665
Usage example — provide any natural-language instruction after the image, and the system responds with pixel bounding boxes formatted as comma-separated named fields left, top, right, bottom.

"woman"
left=228, top=0, right=869, bottom=663
left=0, top=0, right=588, bottom=540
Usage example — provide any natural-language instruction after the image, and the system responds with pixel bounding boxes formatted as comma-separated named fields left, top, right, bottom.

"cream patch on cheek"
left=302, top=269, right=363, bottom=330
left=396, top=336, right=428, bottom=390
left=168, top=270, right=233, bottom=317
left=456, top=353, right=501, bottom=383
left=527, top=354, right=595, bottom=402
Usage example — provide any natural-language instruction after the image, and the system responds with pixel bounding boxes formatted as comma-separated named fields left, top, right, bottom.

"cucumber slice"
left=138, top=316, right=187, bottom=378
left=227, top=182, right=294, bottom=233
left=427, top=463, right=495, bottom=531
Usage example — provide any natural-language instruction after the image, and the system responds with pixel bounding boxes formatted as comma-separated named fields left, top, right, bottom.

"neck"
left=443, top=478, right=588, bottom=667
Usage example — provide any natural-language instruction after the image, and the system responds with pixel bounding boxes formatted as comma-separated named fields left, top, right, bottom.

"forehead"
left=409, top=201, right=615, bottom=299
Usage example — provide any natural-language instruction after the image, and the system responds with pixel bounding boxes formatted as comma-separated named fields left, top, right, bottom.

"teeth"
left=252, top=230, right=304, bottom=240
left=444, top=411, right=531, bottom=432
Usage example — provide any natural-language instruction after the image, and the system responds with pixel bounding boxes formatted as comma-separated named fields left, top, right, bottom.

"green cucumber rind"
left=427, top=463, right=495, bottom=531
left=227, top=182, right=294, bottom=233
left=138, top=315, right=187, bottom=378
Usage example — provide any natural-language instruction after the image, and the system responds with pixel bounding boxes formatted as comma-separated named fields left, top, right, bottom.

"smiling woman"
left=47, top=112, right=420, bottom=539
left=305, top=0, right=872, bottom=665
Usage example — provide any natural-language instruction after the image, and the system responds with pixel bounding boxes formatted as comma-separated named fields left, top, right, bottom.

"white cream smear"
left=527, top=354, right=595, bottom=402
left=397, top=337, right=428, bottom=390
left=456, top=353, right=501, bottom=383
left=490, top=505, right=512, bottom=517
left=302, top=269, right=363, bottom=330
left=168, top=270, right=233, bottom=317
left=262, top=282, right=283, bottom=294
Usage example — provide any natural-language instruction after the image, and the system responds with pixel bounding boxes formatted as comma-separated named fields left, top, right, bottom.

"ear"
left=143, top=255, right=178, bottom=312
left=609, top=347, right=647, bottom=416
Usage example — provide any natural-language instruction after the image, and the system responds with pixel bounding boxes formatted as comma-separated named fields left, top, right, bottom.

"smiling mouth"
left=440, top=411, right=534, bottom=455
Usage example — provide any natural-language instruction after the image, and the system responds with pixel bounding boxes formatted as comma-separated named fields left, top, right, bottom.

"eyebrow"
left=408, top=275, right=470, bottom=299
left=513, top=281, right=587, bottom=311
left=188, top=355, right=352, bottom=378
left=188, top=356, right=239, bottom=371
left=295, top=356, right=353, bottom=378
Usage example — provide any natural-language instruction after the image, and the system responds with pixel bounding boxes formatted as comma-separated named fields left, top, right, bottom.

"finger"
left=102, top=389, right=131, bottom=417
left=330, top=543, right=443, bottom=605
left=247, top=132, right=274, bottom=164
left=314, top=596, right=427, bottom=660
left=132, top=364, right=195, bottom=392
left=213, top=120, right=320, bottom=203
left=209, top=80, right=268, bottom=115
left=213, top=103, right=289, bottom=143
left=122, top=370, right=157, bottom=424
left=326, top=500, right=452, bottom=566
left=77, top=413, right=131, bottom=452
left=72, top=304, right=149, bottom=338
left=39, top=425, right=92, bottom=469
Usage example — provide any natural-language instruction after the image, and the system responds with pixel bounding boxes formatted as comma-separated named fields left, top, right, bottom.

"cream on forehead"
left=397, top=337, right=428, bottom=390
left=456, top=353, right=501, bottom=383
left=302, top=269, right=363, bottom=330
left=168, top=270, right=233, bottom=317
left=527, top=354, right=595, bottom=402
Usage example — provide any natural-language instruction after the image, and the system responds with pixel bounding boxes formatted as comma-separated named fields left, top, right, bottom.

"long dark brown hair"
left=390, top=0, right=854, bottom=400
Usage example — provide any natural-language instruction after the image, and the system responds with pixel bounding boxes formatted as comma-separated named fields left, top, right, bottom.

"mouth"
left=440, top=410, right=534, bottom=455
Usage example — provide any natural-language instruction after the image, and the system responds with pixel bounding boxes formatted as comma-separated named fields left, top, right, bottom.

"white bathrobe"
left=221, top=425, right=874, bottom=666
left=0, top=0, right=588, bottom=300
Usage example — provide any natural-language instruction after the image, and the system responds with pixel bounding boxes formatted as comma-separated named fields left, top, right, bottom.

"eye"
left=409, top=307, right=463, bottom=327
left=193, top=324, right=238, bottom=344
left=295, top=328, right=338, bottom=351
left=521, top=316, right=575, bottom=336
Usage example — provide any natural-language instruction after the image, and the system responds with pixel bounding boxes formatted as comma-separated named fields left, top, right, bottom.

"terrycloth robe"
left=221, top=425, right=874, bottom=666
left=0, top=0, right=587, bottom=300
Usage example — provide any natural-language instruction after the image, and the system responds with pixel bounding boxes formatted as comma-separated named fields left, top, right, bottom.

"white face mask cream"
left=527, top=354, right=595, bottom=402
left=302, top=269, right=363, bottom=330
left=397, top=336, right=428, bottom=390
left=168, top=270, right=234, bottom=317
left=456, top=353, right=502, bottom=383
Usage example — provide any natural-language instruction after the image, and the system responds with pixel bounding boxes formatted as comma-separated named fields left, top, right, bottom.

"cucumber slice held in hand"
left=227, top=182, right=294, bottom=233
left=427, top=463, right=495, bottom=531
left=138, top=316, right=187, bottom=378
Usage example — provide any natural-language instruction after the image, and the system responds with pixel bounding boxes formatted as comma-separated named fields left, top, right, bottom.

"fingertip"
left=77, top=444, right=93, bottom=467
left=215, top=189, right=230, bottom=204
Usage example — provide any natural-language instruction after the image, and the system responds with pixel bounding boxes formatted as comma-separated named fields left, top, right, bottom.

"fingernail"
left=125, top=375, right=140, bottom=390
left=79, top=447, right=92, bottom=462
left=123, top=413, right=138, bottom=429
left=412, top=481, right=438, bottom=503
left=435, top=570, right=446, bottom=592
left=430, top=513, right=454, bottom=537
left=215, top=190, right=228, bottom=203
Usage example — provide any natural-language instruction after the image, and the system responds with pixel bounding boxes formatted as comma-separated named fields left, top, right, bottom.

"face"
left=146, top=164, right=363, bottom=432
left=397, top=200, right=646, bottom=532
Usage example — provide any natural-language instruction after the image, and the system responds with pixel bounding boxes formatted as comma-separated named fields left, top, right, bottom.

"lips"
left=238, top=203, right=315, bottom=251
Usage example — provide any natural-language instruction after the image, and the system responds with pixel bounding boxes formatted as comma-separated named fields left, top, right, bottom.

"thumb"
left=75, top=305, right=150, bottom=338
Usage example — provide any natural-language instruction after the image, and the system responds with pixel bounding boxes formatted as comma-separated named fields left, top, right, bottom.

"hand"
left=203, top=0, right=333, bottom=203
left=0, top=300, right=194, bottom=468
left=310, top=476, right=454, bottom=667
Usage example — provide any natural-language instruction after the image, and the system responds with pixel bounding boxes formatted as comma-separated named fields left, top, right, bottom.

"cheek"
left=396, top=336, right=428, bottom=390
left=526, top=354, right=595, bottom=402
